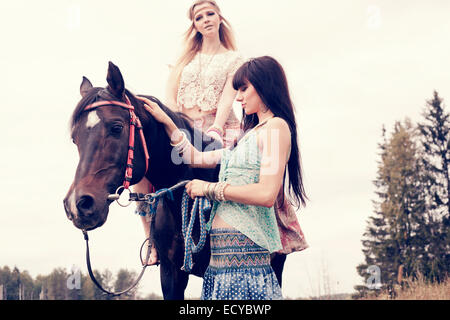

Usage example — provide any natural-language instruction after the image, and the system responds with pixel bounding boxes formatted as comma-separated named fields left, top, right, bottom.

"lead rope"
left=83, top=180, right=190, bottom=298
left=136, top=184, right=213, bottom=273
left=82, top=230, right=151, bottom=297
left=83, top=180, right=212, bottom=297
left=181, top=191, right=212, bottom=272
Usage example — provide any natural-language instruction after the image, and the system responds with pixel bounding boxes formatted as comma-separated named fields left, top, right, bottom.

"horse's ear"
left=80, top=76, right=93, bottom=98
left=106, top=61, right=125, bottom=99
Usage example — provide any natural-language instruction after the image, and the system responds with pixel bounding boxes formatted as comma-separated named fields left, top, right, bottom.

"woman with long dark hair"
left=138, top=56, right=307, bottom=299
left=233, top=56, right=307, bottom=209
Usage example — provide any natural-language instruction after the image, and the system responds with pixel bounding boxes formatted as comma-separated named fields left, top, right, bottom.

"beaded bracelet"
left=215, top=182, right=228, bottom=201
left=213, top=183, right=221, bottom=201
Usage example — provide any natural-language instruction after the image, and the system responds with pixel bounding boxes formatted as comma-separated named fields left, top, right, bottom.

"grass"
left=362, top=275, right=449, bottom=300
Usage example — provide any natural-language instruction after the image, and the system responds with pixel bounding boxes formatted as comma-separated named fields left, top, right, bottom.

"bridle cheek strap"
left=84, top=95, right=150, bottom=190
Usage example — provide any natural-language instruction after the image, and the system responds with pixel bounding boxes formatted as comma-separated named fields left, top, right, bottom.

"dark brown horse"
left=63, top=62, right=286, bottom=300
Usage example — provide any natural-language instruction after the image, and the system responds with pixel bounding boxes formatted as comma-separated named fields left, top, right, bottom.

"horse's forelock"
left=70, top=87, right=103, bottom=133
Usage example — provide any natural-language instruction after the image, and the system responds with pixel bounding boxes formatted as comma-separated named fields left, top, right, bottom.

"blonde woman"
left=167, top=0, right=243, bottom=145
left=135, top=0, right=243, bottom=266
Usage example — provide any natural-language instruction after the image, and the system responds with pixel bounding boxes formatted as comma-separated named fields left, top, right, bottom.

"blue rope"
left=181, top=190, right=211, bottom=272
left=132, top=180, right=211, bottom=273
left=135, top=188, right=175, bottom=218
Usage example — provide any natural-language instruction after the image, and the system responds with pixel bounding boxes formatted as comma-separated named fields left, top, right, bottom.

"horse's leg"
left=271, top=253, right=287, bottom=287
left=154, top=199, right=190, bottom=300
left=160, top=261, right=189, bottom=300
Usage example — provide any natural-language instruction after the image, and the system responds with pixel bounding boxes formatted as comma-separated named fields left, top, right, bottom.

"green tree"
left=0, top=266, right=12, bottom=299
left=0, top=266, right=37, bottom=300
left=81, top=269, right=114, bottom=300
left=17, top=270, right=34, bottom=300
left=80, top=272, right=96, bottom=300
left=0, top=266, right=145, bottom=300
left=34, top=274, right=46, bottom=300
left=417, top=91, right=450, bottom=281
left=45, top=268, right=69, bottom=300
left=356, top=120, right=426, bottom=297
left=113, top=269, right=139, bottom=300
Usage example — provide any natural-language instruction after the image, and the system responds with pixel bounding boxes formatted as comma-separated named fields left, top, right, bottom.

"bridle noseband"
left=83, top=95, right=150, bottom=190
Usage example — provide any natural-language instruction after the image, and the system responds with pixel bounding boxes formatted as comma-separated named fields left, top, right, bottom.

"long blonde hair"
left=172, top=0, right=237, bottom=90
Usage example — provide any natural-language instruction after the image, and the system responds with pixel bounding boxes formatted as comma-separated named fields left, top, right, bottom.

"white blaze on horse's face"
left=86, top=110, right=101, bottom=129
left=69, top=190, right=78, bottom=217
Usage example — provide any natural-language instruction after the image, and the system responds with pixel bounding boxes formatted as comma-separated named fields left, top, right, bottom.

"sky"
left=1, top=0, right=450, bottom=299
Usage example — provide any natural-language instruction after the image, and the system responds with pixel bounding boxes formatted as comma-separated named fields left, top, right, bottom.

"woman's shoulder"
left=256, top=117, right=291, bottom=142
left=258, top=117, right=292, bottom=156
left=265, top=117, right=290, bottom=133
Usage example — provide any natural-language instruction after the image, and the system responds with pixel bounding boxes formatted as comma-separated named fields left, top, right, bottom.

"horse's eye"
left=111, top=125, right=123, bottom=135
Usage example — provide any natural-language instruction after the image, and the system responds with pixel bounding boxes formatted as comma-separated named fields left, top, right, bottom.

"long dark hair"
left=232, top=56, right=307, bottom=208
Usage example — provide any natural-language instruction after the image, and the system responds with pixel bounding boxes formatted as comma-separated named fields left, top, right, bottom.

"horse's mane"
left=128, top=91, right=194, bottom=135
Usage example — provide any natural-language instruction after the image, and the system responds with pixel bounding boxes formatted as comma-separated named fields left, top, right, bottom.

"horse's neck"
left=142, top=114, right=218, bottom=190
left=143, top=121, right=189, bottom=189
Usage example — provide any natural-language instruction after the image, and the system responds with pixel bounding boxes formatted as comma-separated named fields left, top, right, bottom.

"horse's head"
left=64, top=62, right=150, bottom=230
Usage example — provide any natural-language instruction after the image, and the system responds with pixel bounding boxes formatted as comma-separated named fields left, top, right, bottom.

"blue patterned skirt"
left=201, top=228, right=283, bottom=300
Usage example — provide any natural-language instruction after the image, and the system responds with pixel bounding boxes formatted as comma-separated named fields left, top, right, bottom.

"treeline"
left=355, top=91, right=450, bottom=298
left=0, top=265, right=162, bottom=300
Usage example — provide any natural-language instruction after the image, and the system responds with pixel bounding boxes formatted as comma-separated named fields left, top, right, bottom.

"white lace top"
left=176, top=50, right=244, bottom=112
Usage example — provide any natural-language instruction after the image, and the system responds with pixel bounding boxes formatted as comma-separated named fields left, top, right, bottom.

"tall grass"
left=363, top=274, right=449, bottom=300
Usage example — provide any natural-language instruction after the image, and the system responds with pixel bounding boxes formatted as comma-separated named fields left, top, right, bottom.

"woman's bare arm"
left=210, top=76, right=237, bottom=129
left=138, top=96, right=224, bottom=168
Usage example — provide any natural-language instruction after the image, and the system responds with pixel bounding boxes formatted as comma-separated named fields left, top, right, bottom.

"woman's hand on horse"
left=185, top=179, right=208, bottom=199
left=137, top=96, right=171, bottom=125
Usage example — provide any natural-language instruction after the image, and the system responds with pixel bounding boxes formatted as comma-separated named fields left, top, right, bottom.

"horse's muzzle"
left=63, top=189, right=108, bottom=230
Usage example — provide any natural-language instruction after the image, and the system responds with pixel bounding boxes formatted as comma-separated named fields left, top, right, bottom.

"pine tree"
left=356, top=120, right=426, bottom=297
left=355, top=126, right=390, bottom=298
left=417, top=91, right=450, bottom=281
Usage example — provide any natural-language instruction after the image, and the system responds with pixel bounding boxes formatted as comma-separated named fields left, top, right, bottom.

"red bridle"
left=83, top=95, right=150, bottom=189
